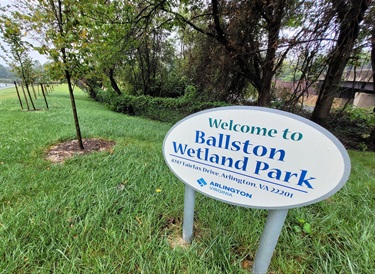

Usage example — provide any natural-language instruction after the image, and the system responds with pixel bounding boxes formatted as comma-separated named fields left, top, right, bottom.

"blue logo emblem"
left=197, top=178, right=207, bottom=187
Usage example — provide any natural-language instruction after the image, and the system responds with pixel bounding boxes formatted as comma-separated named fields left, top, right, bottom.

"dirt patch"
left=167, top=235, right=190, bottom=249
left=46, top=138, right=115, bottom=163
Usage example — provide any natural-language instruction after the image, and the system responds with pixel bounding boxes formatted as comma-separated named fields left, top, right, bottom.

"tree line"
left=1, top=0, right=374, bottom=148
left=0, top=64, right=16, bottom=79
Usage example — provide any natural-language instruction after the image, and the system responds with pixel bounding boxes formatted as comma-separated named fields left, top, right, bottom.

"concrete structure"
left=353, top=92, right=375, bottom=109
left=274, top=69, right=375, bottom=109
left=340, top=69, right=374, bottom=108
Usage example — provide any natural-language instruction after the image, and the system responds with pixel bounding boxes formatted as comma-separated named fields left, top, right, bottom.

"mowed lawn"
left=1, top=85, right=374, bottom=273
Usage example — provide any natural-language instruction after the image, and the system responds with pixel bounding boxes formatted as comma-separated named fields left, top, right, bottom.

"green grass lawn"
left=1, top=85, right=374, bottom=273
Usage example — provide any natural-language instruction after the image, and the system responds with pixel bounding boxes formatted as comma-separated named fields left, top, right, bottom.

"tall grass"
left=1, top=85, right=374, bottom=273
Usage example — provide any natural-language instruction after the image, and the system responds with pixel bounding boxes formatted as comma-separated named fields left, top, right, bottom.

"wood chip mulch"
left=45, top=138, right=115, bottom=163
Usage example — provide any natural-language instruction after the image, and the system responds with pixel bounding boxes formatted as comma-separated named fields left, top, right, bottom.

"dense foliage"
left=1, top=0, right=374, bottom=138
left=92, top=86, right=375, bottom=151
left=94, top=88, right=229, bottom=124
left=327, top=107, right=375, bottom=151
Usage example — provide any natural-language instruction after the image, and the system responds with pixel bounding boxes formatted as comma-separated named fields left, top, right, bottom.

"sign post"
left=252, top=209, right=289, bottom=273
left=182, top=185, right=196, bottom=243
left=163, top=106, right=351, bottom=273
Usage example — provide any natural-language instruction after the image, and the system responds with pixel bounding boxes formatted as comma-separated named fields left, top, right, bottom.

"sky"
left=0, top=43, right=49, bottom=67
left=0, top=0, right=49, bottom=67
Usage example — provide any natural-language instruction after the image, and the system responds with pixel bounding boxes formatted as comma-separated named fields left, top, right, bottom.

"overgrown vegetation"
left=328, top=107, right=375, bottom=151
left=91, top=87, right=375, bottom=151
left=94, top=88, right=229, bottom=124
left=0, top=85, right=374, bottom=273
left=1, top=0, right=374, bottom=128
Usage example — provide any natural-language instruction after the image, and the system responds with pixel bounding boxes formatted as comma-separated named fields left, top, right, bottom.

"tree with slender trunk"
left=311, top=0, right=371, bottom=126
left=13, top=0, right=95, bottom=149
left=52, top=0, right=84, bottom=149
left=105, top=66, right=122, bottom=95
left=0, top=17, right=36, bottom=110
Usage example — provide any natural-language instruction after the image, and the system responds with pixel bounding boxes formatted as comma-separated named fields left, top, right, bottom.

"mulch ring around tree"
left=45, top=138, right=116, bottom=164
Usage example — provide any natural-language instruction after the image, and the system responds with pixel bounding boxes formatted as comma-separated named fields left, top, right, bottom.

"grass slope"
left=1, top=85, right=374, bottom=273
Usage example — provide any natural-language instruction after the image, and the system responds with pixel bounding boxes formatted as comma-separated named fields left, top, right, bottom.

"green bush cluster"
left=94, top=89, right=229, bottom=123
left=93, top=88, right=375, bottom=152
left=328, top=107, right=375, bottom=151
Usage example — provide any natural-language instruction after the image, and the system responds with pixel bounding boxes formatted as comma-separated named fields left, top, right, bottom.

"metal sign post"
left=182, top=185, right=196, bottom=243
left=253, top=209, right=289, bottom=274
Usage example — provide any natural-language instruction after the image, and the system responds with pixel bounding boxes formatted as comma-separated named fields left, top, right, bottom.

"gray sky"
left=0, top=43, right=49, bottom=67
left=0, top=0, right=49, bottom=66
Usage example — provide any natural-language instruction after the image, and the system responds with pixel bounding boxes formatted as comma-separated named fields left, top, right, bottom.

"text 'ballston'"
left=171, top=130, right=315, bottom=189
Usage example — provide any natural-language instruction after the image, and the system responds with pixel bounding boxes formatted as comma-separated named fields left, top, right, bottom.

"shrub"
left=94, top=88, right=375, bottom=151
left=95, top=89, right=229, bottom=123
left=328, top=107, right=375, bottom=151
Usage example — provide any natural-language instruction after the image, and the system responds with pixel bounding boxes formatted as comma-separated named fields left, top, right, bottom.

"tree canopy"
left=0, top=0, right=374, bottom=126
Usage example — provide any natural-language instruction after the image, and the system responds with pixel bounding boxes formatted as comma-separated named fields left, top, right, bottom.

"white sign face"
left=163, top=106, right=351, bottom=209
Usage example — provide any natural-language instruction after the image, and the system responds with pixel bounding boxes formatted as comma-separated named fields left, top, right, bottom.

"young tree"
left=0, top=17, right=36, bottom=110
left=14, top=0, right=95, bottom=149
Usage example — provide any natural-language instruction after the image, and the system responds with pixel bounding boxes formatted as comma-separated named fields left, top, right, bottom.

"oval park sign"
left=163, top=106, right=351, bottom=209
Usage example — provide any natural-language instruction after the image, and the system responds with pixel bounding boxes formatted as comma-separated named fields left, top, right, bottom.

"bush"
left=94, top=88, right=375, bottom=151
left=95, top=88, right=229, bottom=123
left=328, top=107, right=375, bottom=151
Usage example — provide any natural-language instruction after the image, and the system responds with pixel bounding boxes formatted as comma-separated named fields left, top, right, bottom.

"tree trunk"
left=20, top=83, right=30, bottom=111
left=258, top=0, right=285, bottom=107
left=25, top=83, right=36, bottom=110
left=107, top=67, right=121, bottom=95
left=311, top=58, right=347, bottom=125
left=31, top=84, right=37, bottom=100
left=311, top=0, right=370, bottom=126
left=40, top=83, right=49, bottom=110
left=257, top=83, right=272, bottom=107
left=14, top=81, right=24, bottom=110
left=371, top=21, right=375, bottom=95
left=55, top=0, right=84, bottom=150
left=65, top=68, right=84, bottom=150
left=369, top=17, right=375, bottom=146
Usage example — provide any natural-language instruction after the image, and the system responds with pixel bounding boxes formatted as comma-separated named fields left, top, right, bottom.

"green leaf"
left=303, top=223, right=312, bottom=234
left=293, top=225, right=302, bottom=233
